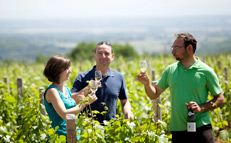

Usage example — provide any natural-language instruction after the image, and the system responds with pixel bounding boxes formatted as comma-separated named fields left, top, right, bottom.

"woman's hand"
left=82, top=92, right=97, bottom=105
left=88, top=92, right=98, bottom=104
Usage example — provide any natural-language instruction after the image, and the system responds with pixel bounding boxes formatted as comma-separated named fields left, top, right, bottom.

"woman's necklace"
left=62, top=88, right=69, bottom=98
left=58, top=87, right=69, bottom=98
left=53, top=83, right=69, bottom=98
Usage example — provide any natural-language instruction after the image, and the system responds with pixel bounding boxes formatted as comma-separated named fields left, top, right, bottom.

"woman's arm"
left=46, top=88, right=97, bottom=120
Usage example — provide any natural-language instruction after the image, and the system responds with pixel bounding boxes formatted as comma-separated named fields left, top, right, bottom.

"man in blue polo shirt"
left=137, top=33, right=225, bottom=143
left=71, top=41, right=133, bottom=124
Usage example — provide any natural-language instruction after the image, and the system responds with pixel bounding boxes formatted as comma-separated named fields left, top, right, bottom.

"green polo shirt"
left=157, top=58, right=222, bottom=131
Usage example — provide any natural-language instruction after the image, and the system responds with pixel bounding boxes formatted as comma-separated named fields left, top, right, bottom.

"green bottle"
left=187, top=108, right=196, bottom=132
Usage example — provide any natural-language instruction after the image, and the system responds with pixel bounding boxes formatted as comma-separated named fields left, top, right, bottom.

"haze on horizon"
left=0, top=0, right=231, bottom=20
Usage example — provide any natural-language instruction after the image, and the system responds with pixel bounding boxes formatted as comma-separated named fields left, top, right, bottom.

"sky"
left=0, top=0, right=231, bottom=20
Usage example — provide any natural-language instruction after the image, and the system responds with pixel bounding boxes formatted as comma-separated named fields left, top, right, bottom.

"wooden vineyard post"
left=39, top=87, right=46, bottom=116
left=151, top=70, right=162, bottom=122
left=224, top=66, right=230, bottom=128
left=78, top=58, right=82, bottom=73
left=224, top=66, right=228, bottom=88
left=4, top=76, right=10, bottom=93
left=152, top=70, right=156, bottom=81
left=147, top=61, right=151, bottom=77
left=217, top=61, right=221, bottom=70
left=17, top=78, right=23, bottom=98
left=66, top=114, right=77, bottom=143
left=117, top=67, right=121, bottom=72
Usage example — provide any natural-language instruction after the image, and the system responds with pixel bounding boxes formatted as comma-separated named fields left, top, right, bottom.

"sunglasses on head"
left=97, top=41, right=112, bottom=46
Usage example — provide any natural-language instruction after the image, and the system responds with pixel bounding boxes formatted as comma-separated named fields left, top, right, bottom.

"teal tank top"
left=44, top=84, right=79, bottom=139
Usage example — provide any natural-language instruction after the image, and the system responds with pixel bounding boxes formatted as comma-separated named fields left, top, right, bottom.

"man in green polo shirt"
left=137, top=33, right=225, bottom=143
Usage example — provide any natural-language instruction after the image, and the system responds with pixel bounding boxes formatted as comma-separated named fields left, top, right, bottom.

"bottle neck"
left=189, top=109, right=194, bottom=112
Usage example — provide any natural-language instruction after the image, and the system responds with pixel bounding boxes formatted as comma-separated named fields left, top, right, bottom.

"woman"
left=43, top=55, right=97, bottom=140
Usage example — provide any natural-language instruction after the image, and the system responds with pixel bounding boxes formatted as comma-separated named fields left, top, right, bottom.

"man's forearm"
left=121, top=99, right=134, bottom=119
left=122, top=100, right=132, bottom=114
left=121, top=99, right=133, bottom=115
left=144, top=83, right=158, bottom=100
left=200, top=93, right=225, bottom=112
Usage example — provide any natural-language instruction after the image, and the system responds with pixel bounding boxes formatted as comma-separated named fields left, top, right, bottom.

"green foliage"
left=67, top=42, right=96, bottom=61
left=47, top=127, right=66, bottom=143
left=0, top=53, right=231, bottom=142
left=112, top=43, right=139, bottom=59
left=76, top=115, right=169, bottom=143
left=219, top=129, right=231, bottom=141
left=35, top=53, right=50, bottom=64
left=67, top=42, right=139, bottom=61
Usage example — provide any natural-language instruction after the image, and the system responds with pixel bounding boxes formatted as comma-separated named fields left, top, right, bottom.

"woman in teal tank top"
left=43, top=56, right=97, bottom=141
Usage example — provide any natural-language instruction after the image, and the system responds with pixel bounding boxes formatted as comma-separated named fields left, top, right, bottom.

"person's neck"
left=52, top=82, right=64, bottom=92
left=96, top=65, right=109, bottom=76
left=180, top=55, right=197, bottom=69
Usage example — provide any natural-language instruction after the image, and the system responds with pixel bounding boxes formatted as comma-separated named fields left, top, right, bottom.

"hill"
left=0, top=15, right=231, bottom=61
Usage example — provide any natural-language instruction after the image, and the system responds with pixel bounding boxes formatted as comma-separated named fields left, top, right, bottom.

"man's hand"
left=185, top=101, right=201, bottom=113
left=121, top=99, right=134, bottom=120
left=125, top=111, right=134, bottom=120
left=88, top=80, right=102, bottom=89
left=137, top=72, right=150, bottom=85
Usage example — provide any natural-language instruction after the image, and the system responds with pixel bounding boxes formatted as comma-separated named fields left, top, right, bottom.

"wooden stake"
left=224, top=66, right=228, bottom=88
left=217, top=61, right=221, bottom=70
left=17, top=78, right=23, bottom=98
left=117, top=67, right=121, bottom=72
left=224, top=66, right=228, bottom=81
left=147, top=61, right=151, bottom=77
left=39, top=87, right=45, bottom=116
left=4, top=76, right=10, bottom=93
left=151, top=70, right=162, bottom=122
left=66, top=114, right=77, bottom=143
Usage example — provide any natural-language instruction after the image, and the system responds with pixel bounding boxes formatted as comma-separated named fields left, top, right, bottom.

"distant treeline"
left=0, top=36, right=231, bottom=62
left=36, top=42, right=139, bottom=63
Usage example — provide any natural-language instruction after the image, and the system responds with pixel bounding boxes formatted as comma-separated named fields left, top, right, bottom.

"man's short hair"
left=96, top=41, right=113, bottom=53
left=176, top=33, right=197, bottom=53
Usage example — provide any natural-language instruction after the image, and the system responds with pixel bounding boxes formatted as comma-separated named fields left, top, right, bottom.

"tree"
left=35, top=53, right=49, bottom=63
left=113, top=43, right=139, bottom=59
left=67, top=42, right=96, bottom=61
left=67, top=42, right=139, bottom=61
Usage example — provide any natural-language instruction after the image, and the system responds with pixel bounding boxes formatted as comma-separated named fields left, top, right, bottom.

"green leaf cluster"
left=67, top=42, right=139, bottom=62
left=0, top=53, right=231, bottom=142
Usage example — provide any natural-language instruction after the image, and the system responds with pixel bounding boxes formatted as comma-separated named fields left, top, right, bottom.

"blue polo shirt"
left=71, top=66, right=128, bottom=123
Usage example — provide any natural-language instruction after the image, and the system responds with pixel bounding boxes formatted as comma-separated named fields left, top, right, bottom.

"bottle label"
left=187, top=122, right=196, bottom=132
left=188, top=111, right=194, bottom=116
